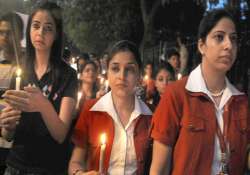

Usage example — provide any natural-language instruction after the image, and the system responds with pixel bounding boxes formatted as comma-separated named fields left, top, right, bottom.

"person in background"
left=152, top=63, right=175, bottom=109
left=166, top=49, right=180, bottom=79
left=1, top=2, right=77, bottom=174
left=150, top=9, right=249, bottom=175
left=69, top=40, right=152, bottom=175
left=0, top=11, right=24, bottom=174
left=0, top=12, right=23, bottom=64
left=77, top=60, right=98, bottom=110
left=77, top=53, right=90, bottom=74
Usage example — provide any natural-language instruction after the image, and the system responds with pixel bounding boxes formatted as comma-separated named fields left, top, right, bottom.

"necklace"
left=209, top=88, right=225, bottom=97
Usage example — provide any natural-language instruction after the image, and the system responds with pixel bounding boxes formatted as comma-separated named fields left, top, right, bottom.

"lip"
left=34, top=40, right=44, bottom=45
left=116, top=83, right=127, bottom=87
left=219, top=55, right=231, bottom=58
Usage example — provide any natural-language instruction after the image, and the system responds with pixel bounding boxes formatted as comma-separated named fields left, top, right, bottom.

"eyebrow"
left=32, top=20, right=54, bottom=26
left=213, top=30, right=237, bottom=35
left=110, top=62, right=137, bottom=66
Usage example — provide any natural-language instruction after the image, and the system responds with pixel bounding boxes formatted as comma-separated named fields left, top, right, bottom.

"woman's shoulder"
left=165, top=76, right=188, bottom=96
left=59, top=61, right=77, bottom=75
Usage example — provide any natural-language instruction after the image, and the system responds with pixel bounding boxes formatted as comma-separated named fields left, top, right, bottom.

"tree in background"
left=61, top=0, right=143, bottom=54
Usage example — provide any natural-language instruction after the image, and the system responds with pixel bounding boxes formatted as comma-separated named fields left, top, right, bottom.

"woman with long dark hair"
left=1, top=2, right=77, bottom=174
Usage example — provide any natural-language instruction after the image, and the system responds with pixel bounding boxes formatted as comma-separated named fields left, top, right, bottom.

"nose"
left=224, top=36, right=233, bottom=50
left=118, top=69, right=126, bottom=80
left=38, top=27, right=45, bottom=36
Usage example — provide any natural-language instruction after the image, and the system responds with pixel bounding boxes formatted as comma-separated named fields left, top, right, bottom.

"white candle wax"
left=15, top=68, right=22, bottom=90
left=99, top=133, right=106, bottom=173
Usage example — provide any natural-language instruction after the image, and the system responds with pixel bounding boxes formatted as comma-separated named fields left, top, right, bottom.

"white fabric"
left=185, top=65, right=243, bottom=175
left=90, top=91, right=152, bottom=175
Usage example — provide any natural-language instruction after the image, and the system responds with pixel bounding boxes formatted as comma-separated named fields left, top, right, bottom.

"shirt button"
left=188, top=124, right=194, bottom=130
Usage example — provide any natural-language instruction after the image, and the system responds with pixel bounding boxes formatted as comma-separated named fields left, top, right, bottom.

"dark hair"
left=79, top=60, right=98, bottom=74
left=24, top=2, right=64, bottom=98
left=145, top=61, right=153, bottom=67
left=167, top=49, right=180, bottom=60
left=154, top=62, right=175, bottom=81
left=79, top=52, right=90, bottom=61
left=0, top=12, right=24, bottom=41
left=107, top=40, right=142, bottom=71
left=0, top=12, right=24, bottom=64
left=198, top=9, right=237, bottom=42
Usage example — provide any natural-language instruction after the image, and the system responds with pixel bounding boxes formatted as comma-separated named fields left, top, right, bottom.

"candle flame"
left=144, top=75, right=148, bottom=80
left=16, top=68, right=22, bottom=77
left=78, top=92, right=82, bottom=100
left=104, top=80, right=109, bottom=87
left=177, top=73, right=182, bottom=80
left=100, top=133, right=106, bottom=145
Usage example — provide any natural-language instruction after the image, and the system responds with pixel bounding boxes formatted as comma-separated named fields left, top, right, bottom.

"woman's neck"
left=81, top=82, right=94, bottom=95
left=35, top=51, right=50, bottom=79
left=201, top=62, right=226, bottom=93
left=111, top=92, right=135, bottom=126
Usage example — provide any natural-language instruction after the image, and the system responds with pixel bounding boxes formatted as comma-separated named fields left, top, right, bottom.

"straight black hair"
left=107, top=40, right=142, bottom=72
left=198, top=9, right=237, bottom=42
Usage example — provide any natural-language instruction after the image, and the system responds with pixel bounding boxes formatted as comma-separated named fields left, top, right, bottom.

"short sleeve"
left=61, top=67, right=77, bottom=100
left=151, top=85, right=181, bottom=147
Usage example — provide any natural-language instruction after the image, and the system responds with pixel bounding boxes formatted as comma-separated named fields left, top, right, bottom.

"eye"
left=110, top=66, right=119, bottom=72
left=125, top=66, right=136, bottom=73
left=157, top=76, right=164, bottom=82
left=230, top=34, right=238, bottom=44
left=32, top=23, right=40, bottom=30
left=214, top=34, right=224, bottom=42
left=44, top=25, right=54, bottom=32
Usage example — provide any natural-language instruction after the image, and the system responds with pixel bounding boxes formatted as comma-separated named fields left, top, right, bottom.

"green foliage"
left=62, top=0, right=143, bottom=54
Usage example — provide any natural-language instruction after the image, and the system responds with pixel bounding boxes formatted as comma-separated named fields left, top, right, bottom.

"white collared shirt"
left=90, top=91, right=152, bottom=175
left=185, top=65, right=243, bottom=175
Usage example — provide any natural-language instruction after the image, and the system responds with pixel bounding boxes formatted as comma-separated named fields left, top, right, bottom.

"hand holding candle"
left=99, top=133, right=106, bottom=173
left=15, top=68, right=22, bottom=90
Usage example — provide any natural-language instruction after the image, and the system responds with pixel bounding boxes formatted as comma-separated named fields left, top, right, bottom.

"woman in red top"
left=69, top=40, right=152, bottom=175
left=150, top=9, right=249, bottom=175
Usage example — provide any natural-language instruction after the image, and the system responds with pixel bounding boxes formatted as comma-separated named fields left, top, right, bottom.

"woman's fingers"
left=1, top=105, right=14, bottom=112
left=24, top=86, right=39, bottom=93
left=4, top=99, right=28, bottom=110
left=0, top=108, right=21, bottom=128
left=4, top=94, right=29, bottom=106
left=4, top=90, right=30, bottom=99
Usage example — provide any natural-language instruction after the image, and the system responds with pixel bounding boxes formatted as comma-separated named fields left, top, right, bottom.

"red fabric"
left=151, top=77, right=250, bottom=175
left=72, top=99, right=152, bottom=175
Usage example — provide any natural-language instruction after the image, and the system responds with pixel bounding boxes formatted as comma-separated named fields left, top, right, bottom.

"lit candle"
left=99, top=133, right=106, bottom=173
left=144, top=75, right=149, bottom=81
left=104, top=80, right=109, bottom=92
left=15, top=68, right=22, bottom=90
left=177, top=73, right=182, bottom=80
